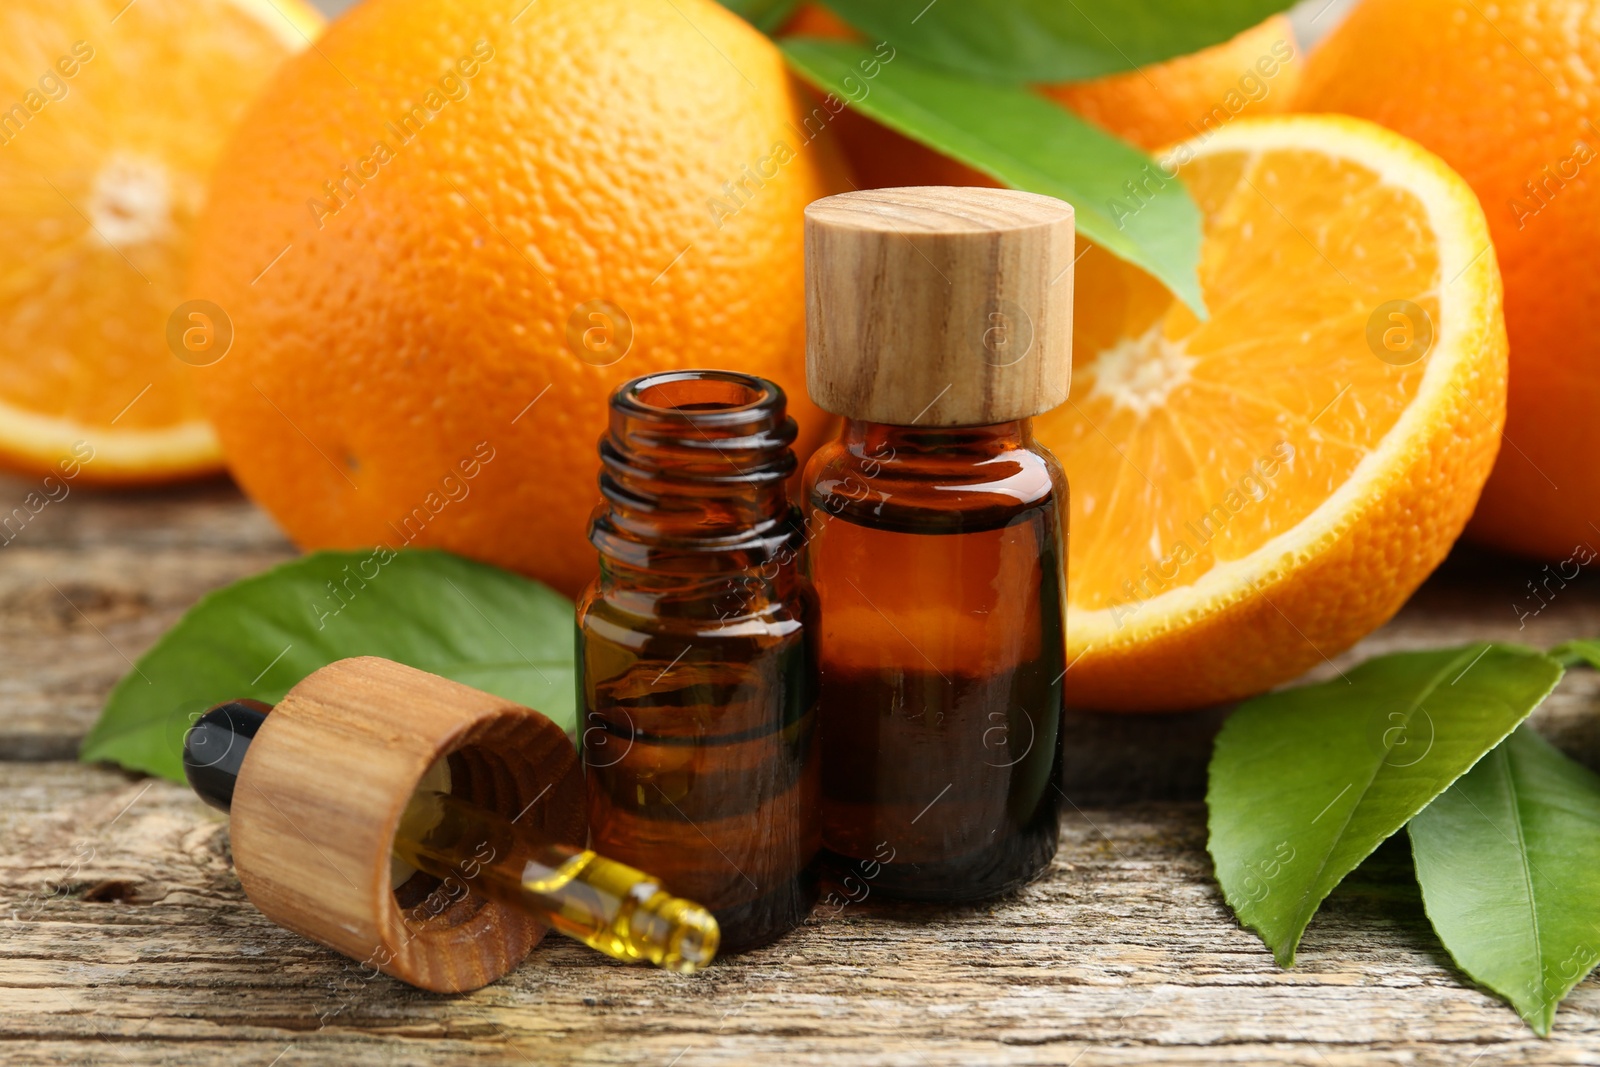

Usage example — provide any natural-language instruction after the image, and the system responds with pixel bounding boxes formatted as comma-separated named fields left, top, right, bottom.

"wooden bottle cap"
left=805, top=186, right=1075, bottom=427
left=227, top=657, right=585, bottom=994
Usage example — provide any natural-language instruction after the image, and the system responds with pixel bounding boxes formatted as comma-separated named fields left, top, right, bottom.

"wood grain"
left=805, top=187, right=1074, bottom=426
left=0, top=476, right=293, bottom=760
left=3, top=477, right=1600, bottom=1063
left=5, top=763, right=1598, bottom=1065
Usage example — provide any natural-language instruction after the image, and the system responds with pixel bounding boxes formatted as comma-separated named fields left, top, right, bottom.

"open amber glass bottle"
left=578, top=370, right=819, bottom=952
left=802, top=186, right=1075, bottom=901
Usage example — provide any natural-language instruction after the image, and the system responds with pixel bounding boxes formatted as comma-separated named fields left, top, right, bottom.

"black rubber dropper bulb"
left=182, top=699, right=272, bottom=812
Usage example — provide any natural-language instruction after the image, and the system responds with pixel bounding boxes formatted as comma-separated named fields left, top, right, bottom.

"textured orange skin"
left=192, top=0, right=848, bottom=596
left=783, top=7, right=1300, bottom=186
left=1297, top=0, right=1600, bottom=561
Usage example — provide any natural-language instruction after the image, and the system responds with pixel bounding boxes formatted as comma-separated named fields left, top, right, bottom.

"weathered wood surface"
left=3, top=475, right=1600, bottom=1065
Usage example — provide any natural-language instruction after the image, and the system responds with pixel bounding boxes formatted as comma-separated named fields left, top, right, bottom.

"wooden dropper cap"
left=218, top=657, right=585, bottom=993
left=805, top=186, right=1075, bottom=427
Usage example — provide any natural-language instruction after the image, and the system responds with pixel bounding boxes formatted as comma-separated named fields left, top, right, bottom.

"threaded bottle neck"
left=837, top=417, right=1030, bottom=457
left=590, top=371, right=802, bottom=577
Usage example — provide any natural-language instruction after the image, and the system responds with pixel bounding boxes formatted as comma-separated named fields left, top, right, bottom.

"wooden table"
left=4, top=476, right=1598, bottom=1065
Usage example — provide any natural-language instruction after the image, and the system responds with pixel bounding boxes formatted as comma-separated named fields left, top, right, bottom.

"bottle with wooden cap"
left=180, top=657, right=719, bottom=994
left=802, top=186, right=1074, bottom=901
left=577, top=370, right=819, bottom=952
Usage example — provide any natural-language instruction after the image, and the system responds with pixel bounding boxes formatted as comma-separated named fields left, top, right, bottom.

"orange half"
left=0, top=0, right=320, bottom=482
left=1038, top=115, right=1508, bottom=710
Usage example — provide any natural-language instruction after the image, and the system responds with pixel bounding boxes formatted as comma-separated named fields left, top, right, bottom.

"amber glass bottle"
left=577, top=370, right=819, bottom=952
left=802, top=186, right=1076, bottom=901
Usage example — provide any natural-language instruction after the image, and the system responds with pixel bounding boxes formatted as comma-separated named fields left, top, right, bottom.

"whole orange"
left=783, top=6, right=1300, bottom=186
left=190, top=0, right=847, bottom=596
left=1297, top=0, right=1600, bottom=560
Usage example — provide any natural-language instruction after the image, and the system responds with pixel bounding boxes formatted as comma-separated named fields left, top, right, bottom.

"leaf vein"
left=1287, top=643, right=1488, bottom=935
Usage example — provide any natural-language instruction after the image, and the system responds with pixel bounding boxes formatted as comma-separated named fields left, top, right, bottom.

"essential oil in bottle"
left=801, top=186, right=1075, bottom=902
left=577, top=370, right=819, bottom=952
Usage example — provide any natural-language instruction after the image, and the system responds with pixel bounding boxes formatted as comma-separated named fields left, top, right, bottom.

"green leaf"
left=815, top=0, right=1295, bottom=83
left=717, top=0, right=803, bottom=33
left=1411, top=725, right=1600, bottom=1036
left=1207, top=643, right=1565, bottom=966
left=1551, top=638, right=1600, bottom=669
left=80, top=549, right=576, bottom=783
left=779, top=39, right=1205, bottom=314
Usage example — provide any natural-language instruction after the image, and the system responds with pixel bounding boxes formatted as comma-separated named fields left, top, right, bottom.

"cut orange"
left=1296, top=0, right=1600, bottom=560
left=1039, top=116, right=1507, bottom=711
left=0, top=0, right=320, bottom=483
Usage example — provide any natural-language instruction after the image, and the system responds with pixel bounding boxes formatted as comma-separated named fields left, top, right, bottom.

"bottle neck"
left=812, top=417, right=1056, bottom=536
left=834, top=417, right=1033, bottom=460
left=590, top=371, right=802, bottom=583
